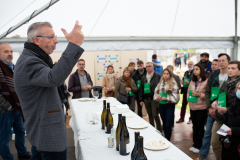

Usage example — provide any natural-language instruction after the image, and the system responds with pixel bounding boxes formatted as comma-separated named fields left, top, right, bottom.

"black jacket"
left=181, top=70, right=193, bottom=94
left=131, top=68, right=147, bottom=93
left=68, top=70, right=93, bottom=99
left=216, top=76, right=240, bottom=124
left=221, top=97, right=240, bottom=160
left=138, top=71, right=161, bottom=101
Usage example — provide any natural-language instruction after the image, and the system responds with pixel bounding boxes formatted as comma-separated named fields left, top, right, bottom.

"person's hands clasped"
left=209, top=108, right=216, bottom=118
left=88, top=86, right=92, bottom=90
left=82, top=86, right=88, bottom=91
left=61, top=21, right=84, bottom=46
left=184, top=81, right=189, bottom=85
left=156, top=95, right=161, bottom=100
left=161, top=97, right=168, bottom=101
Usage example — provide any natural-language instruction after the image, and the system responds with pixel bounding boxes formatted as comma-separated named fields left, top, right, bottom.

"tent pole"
left=0, top=0, right=59, bottom=40
left=234, top=0, right=238, bottom=60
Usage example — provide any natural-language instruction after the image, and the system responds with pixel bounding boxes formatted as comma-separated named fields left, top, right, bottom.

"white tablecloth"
left=70, top=97, right=191, bottom=160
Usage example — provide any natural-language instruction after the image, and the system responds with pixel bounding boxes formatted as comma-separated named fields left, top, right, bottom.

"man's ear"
left=33, top=37, right=40, bottom=46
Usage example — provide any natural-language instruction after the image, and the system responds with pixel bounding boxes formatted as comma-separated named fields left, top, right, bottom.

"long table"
left=70, top=97, right=192, bottom=160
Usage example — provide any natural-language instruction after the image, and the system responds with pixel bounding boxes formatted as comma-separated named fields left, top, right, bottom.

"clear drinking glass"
left=86, top=113, right=94, bottom=135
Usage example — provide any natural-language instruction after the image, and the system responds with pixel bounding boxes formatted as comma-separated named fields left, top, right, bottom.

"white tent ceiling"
left=0, top=0, right=238, bottom=54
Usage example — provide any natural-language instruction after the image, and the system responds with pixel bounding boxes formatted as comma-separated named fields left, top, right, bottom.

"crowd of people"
left=0, top=21, right=240, bottom=160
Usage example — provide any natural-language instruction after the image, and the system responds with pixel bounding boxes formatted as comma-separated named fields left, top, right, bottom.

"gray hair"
left=27, top=22, right=52, bottom=43
left=146, top=62, right=154, bottom=66
left=188, top=61, right=194, bottom=65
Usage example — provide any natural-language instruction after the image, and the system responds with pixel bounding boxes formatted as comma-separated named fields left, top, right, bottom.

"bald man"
left=0, top=43, right=31, bottom=160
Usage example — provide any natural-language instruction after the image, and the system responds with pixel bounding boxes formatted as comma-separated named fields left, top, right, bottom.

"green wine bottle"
left=116, top=114, right=122, bottom=151
left=119, top=116, right=130, bottom=155
left=101, top=100, right=107, bottom=130
left=104, top=102, right=113, bottom=134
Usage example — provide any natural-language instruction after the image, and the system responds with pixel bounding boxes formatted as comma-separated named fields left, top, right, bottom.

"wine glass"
left=87, top=82, right=92, bottom=88
left=93, top=91, right=99, bottom=104
left=86, top=113, right=94, bottom=135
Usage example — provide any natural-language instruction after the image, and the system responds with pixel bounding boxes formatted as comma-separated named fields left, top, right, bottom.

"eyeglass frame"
left=36, top=35, right=57, bottom=41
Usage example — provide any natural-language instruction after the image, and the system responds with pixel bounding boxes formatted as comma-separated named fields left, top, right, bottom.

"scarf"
left=24, top=42, right=71, bottom=114
left=106, top=73, right=115, bottom=87
left=0, top=61, right=25, bottom=121
left=146, top=71, right=154, bottom=83
left=123, top=75, right=131, bottom=88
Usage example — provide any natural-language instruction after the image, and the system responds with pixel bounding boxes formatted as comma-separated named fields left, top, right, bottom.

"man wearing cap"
left=198, top=52, right=212, bottom=75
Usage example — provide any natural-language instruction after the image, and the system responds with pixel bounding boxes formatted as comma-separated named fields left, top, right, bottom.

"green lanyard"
left=211, top=74, right=228, bottom=87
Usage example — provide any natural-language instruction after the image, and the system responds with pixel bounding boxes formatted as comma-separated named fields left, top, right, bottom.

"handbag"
left=118, top=93, right=130, bottom=104
left=105, top=91, right=114, bottom=97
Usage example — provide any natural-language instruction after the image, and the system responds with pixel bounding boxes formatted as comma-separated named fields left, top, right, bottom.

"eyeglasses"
left=218, top=60, right=227, bottom=63
left=146, top=66, right=152, bottom=68
left=37, top=35, right=57, bottom=41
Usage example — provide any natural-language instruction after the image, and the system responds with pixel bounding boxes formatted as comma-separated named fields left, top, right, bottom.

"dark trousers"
left=180, top=93, right=191, bottom=121
left=31, top=146, right=67, bottom=160
left=136, top=97, right=143, bottom=117
left=0, top=110, right=27, bottom=160
left=144, top=99, right=162, bottom=132
left=190, top=109, right=208, bottom=149
left=184, top=57, right=187, bottom=65
left=159, top=103, right=175, bottom=141
left=221, top=140, right=240, bottom=160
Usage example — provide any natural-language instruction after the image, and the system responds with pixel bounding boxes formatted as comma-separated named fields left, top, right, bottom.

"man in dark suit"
left=14, top=21, right=84, bottom=160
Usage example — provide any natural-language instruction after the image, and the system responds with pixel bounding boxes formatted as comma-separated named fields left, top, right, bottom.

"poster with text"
left=109, top=55, right=118, bottom=62
left=97, top=55, right=107, bottom=63
left=97, top=72, right=105, bottom=80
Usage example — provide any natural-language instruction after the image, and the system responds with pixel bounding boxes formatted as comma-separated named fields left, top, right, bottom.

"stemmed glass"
left=86, top=113, right=94, bottom=135
left=93, top=91, right=99, bottom=104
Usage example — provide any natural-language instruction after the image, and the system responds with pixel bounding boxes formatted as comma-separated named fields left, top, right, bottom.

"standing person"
left=102, top=65, right=118, bottom=97
left=176, top=61, right=194, bottom=124
left=68, top=59, right=93, bottom=99
left=207, top=59, right=219, bottom=78
left=198, top=52, right=212, bottom=75
left=184, top=51, right=188, bottom=67
left=14, top=21, right=85, bottom=160
left=152, top=54, right=163, bottom=74
left=187, top=64, right=208, bottom=154
left=154, top=68, right=180, bottom=141
left=211, top=61, right=240, bottom=160
left=131, top=60, right=147, bottom=117
left=115, top=67, right=137, bottom=112
left=166, top=65, right=181, bottom=89
left=220, top=82, right=240, bottom=160
left=0, top=43, right=31, bottom=160
left=128, top=62, right=136, bottom=77
left=175, top=52, right=182, bottom=71
left=138, top=62, right=162, bottom=132
left=195, top=53, right=230, bottom=160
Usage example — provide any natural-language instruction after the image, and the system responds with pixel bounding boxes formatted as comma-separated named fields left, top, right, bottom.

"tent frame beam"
left=0, top=0, right=59, bottom=40
left=0, top=36, right=237, bottom=43
left=233, top=0, right=238, bottom=60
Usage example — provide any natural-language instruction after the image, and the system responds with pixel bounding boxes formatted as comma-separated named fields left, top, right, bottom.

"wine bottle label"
left=105, top=126, right=107, bottom=132
left=126, top=143, right=130, bottom=154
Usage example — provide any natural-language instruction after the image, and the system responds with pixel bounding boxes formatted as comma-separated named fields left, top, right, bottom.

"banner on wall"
left=103, top=63, right=113, bottom=71
left=97, top=72, right=105, bottom=80
left=109, top=55, right=118, bottom=62
left=129, top=58, right=139, bottom=66
left=97, top=55, right=107, bottom=63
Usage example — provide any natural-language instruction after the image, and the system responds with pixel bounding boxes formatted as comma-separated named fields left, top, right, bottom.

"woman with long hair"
left=115, top=67, right=137, bottom=112
left=153, top=68, right=180, bottom=141
left=102, top=65, right=118, bottom=97
left=187, top=64, right=208, bottom=153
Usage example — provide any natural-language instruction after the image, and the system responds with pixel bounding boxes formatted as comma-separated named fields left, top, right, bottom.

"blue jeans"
left=0, top=110, right=27, bottom=160
left=159, top=103, right=175, bottom=141
left=31, top=146, right=67, bottom=160
left=199, top=115, right=215, bottom=159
